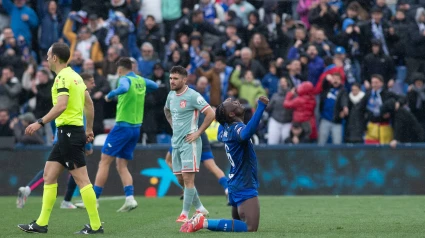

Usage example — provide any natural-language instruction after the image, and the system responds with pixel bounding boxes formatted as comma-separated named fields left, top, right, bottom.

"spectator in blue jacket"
left=39, top=1, right=63, bottom=57
left=137, top=42, right=160, bottom=77
left=1, top=0, right=39, bottom=45
left=306, top=44, right=325, bottom=86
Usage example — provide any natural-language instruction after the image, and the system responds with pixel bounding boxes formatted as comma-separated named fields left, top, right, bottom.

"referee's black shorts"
left=48, top=125, right=86, bottom=170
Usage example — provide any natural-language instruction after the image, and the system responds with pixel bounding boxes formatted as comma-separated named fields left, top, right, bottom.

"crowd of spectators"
left=0, top=0, right=425, bottom=147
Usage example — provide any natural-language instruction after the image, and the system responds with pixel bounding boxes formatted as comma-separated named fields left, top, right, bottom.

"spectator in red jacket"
left=283, top=81, right=317, bottom=142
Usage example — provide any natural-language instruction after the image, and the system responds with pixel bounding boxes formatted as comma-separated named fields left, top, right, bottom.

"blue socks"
left=94, top=185, right=134, bottom=199
left=93, top=185, right=103, bottom=199
left=218, top=177, right=228, bottom=190
left=124, top=185, right=134, bottom=197
left=207, top=219, right=248, bottom=232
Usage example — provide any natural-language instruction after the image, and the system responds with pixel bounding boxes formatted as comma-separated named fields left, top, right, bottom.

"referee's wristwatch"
left=37, top=118, right=45, bottom=127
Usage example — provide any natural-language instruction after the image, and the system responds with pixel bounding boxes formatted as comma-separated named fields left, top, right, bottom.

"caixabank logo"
left=140, top=158, right=182, bottom=197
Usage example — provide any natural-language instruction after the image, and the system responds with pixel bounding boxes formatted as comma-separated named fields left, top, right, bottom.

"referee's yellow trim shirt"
left=51, top=67, right=86, bottom=127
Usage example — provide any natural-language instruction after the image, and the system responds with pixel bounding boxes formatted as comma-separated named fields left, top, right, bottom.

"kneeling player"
left=180, top=96, right=268, bottom=233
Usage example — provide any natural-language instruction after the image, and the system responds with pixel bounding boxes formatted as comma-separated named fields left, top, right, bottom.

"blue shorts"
left=228, top=189, right=258, bottom=207
left=168, top=146, right=214, bottom=162
left=102, top=126, right=140, bottom=160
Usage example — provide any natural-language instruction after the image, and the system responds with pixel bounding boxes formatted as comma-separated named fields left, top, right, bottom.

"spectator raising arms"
left=230, top=65, right=267, bottom=108
left=284, top=81, right=316, bottom=142
left=318, top=73, right=348, bottom=145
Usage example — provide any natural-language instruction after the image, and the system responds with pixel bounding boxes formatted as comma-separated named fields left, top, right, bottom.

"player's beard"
left=171, top=83, right=183, bottom=92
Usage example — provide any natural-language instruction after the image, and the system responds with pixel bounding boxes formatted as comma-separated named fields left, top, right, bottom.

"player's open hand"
left=25, top=122, right=42, bottom=135
left=258, top=96, right=269, bottom=105
left=86, top=130, right=94, bottom=143
left=104, top=95, right=111, bottom=102
left=185, top=131, right=200, bottom=143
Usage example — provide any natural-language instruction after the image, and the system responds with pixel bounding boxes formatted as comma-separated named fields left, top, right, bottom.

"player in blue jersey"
left=180, top=96, right=269, bottom=233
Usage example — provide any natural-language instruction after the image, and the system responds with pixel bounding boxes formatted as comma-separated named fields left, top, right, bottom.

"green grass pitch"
left=2, top=196, right=424, bottom=237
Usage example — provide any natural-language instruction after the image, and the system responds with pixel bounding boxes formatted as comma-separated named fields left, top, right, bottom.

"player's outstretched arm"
left=144, top=78, right=159, bottom=92
left=84, top=91, right=95, bottom=142
left=164, top=106, right=173, bottom=129
left=105, top=77, right=130, bottom=101
left=238, top=96, right=269, bottom=141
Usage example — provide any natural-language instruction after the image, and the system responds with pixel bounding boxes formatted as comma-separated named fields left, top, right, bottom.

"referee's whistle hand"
left=25, top=123, right=42, bottom=135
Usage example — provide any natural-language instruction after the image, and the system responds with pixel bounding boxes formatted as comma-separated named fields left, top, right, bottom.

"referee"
left=17, top=43, right=103, bottom=234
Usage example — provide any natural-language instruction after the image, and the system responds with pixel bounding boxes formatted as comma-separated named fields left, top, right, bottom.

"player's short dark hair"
left=371, top=74, right=384, bottom=82
left=51, top=42, right=70, bottom=63
left=0, top=108, right=9, bottom=114
left=170, top=66, right=188, bottom=78
left=215, top=102, right=228, bottom=126
left=116, top=57, right=132, bottom=70
left=80, top=72, right=93, bottom=81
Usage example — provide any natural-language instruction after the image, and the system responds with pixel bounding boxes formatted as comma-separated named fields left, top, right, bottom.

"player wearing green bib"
left=18, top=43, right=103, bottom=234
left=89, top=58, right=158, bottom=212
left=164, top=66, right=215, bottom=223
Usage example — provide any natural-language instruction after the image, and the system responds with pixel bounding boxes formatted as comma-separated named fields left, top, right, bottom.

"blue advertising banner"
left=1, top=144, right=424, bottom=196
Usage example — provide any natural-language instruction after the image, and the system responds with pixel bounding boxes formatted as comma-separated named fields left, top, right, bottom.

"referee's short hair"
left=51, top=42, right=70, bottom=63
left=80, top=72, right=93, bottom=82
left=170, top=66, right=188, bottom=78
left=116, top=57, right=132, bottom=70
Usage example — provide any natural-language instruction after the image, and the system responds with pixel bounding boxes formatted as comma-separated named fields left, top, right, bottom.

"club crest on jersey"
left=180, top=100, right=187, bottom=108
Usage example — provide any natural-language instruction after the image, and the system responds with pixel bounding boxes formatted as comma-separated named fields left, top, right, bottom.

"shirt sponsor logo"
left=180, top=100, right=187, bottom=108
left=181, top=159, right=192, bottom=163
